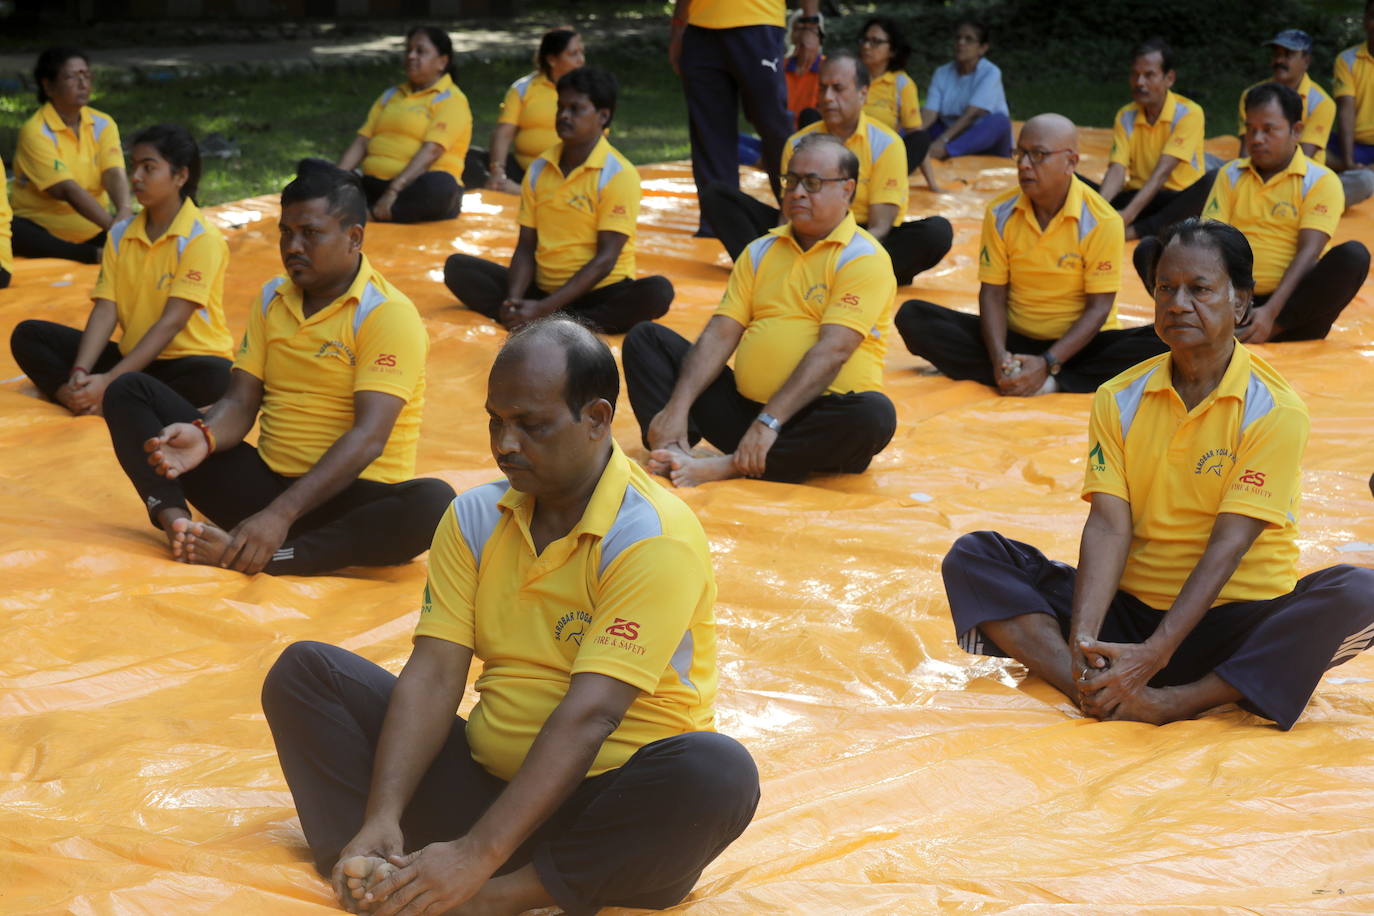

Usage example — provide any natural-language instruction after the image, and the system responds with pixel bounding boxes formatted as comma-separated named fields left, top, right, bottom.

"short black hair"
left=499, top=316, right=619, bottom=419
left=1244, top=81, right=1303, bottom=126
left=1150, top=218, right=1255, bottom=294
left=958, top=21, right=990, bottom=45
left=406, top=25, right=458, bottom=81
left=556, top=66, right=619, bottom=126
left=537, top=28, right=579, bottom=78
left=34, top=46, right=88, bottom=104
left=130, top=123, right=202, bottom=202
left=1132, top=37, right=1174, bottom=74
left=280, top=158, right=368, bottom=228
left=823, top=50, right=869, bottom=91
left=860, top=16, right=910, bottom=73
left=793, top=132, right=859, bottom=183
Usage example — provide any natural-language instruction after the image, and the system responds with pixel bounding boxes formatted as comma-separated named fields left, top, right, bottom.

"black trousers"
left=943, top=530, right=1374, bottom=730
left=461, top=147, right=524, bottom=189
left=360, top=172, right=462, bottom=223
left=101, top=372, right=454, bottom=576
left=10, top=318, right=231, bottom=406
left=261, top=641, right=761, bottom=916
left=443, top=252, right=674, bottom=335
left=696, top=184, right=953, bottom=286
left=904, top=129, right=932, bottom=171
left=1133, top=238, right=1370, bottom=341
left=681, top=23, right=792, bottom=233
left=0, top=267, right=10, bottom=289
left=893, top=300, right=1168, bottom=393
left=12, top=215, right=105, bottom=264
left=622, top=321, right=896, bottom=482
left=1079, top=170, right=1217, bottom=238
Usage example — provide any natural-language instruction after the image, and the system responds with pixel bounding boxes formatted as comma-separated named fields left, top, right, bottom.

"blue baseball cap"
left=1264, top=30, right=1313, bottom=53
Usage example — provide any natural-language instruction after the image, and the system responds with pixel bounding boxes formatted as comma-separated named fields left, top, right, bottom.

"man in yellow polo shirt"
left=624, top=132, right=897, bottom=486
left=670, top=0, right=819, bottom=237
left=897, top=114, right=1165, bottom=395
left=1135, top=83, right=1369, bottom=344
left=700, top=51, right=952, bottom=286
left=101, top=159, right=454, bottom=576
left=1332, top=2, right=1374, bottom=171
left=1091, top=39, right=1215, bottom=240
left=942, top=218, right=1374, bottom=730
left=261, top=319, right=759, bottom=915
left=444, top=67, right=673, bottom=335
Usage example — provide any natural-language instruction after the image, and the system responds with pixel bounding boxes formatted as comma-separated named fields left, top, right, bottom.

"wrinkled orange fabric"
left=4, top=131, right=1374, bottom=914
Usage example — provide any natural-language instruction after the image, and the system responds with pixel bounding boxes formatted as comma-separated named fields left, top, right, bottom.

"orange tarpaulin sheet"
left=4, top=130, right=1374, bottom=914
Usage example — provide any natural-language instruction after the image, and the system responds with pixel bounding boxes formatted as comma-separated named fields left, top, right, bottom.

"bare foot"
left=665, top=451, right=740, bottom=488
left=1106, top=686, right=1182, bottom=725
left=646, top=443, right=690, bottom=478
left=340, top=855, right=397, bottom=908
left=175, top=518, right=234, bottom=567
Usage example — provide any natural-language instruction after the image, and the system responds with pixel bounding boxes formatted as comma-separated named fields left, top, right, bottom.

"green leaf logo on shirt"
left=979, top=245, right=991, bottom=266
left=54, top=158, right=64, bottom=170
left=421, top=582, right=432, bottom=614
left=1089, top=441, right=1106, bottom=471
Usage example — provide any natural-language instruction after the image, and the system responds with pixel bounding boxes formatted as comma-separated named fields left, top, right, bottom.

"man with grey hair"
left=699, top=52, right=952, bottom=286
left=624, top=132, right=898, bottom=486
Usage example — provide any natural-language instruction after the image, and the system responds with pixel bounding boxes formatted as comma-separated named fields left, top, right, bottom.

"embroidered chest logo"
left=1194, top=447, right=1236, bottom=476
left=595, top=618, right=647, bottom=655
left=554, top=609, right=593, bottom=646
left=316, top=340, right=356, bottom=365
left=803, top=283, right=828, bottom=306
left=1057, top=252, right=1083, bottom=269
left=1270, top=201, right=1298, bottom=219
left=566, top=192, right=595, bottom=213
left=156, top=271, right=175, bottom=290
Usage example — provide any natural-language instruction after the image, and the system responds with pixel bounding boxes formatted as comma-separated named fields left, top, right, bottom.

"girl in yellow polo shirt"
left=858, top=16, right=930, bottom=172
left=9, top=123, right=233, bottom=415
left=10, top=46, right=132, bottom=265
left=337, top=25, right=471, bottom=223
left=463, top=27, right=586, bottom=194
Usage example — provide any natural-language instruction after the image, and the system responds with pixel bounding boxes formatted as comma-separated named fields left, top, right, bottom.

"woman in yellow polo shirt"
left=337, top=25, right=471, bottom=223
left=464, top=27, right=586, bottom=194
left=858, top=16, right=930, bottom=171
left=10, top=46, right=132, bottom=265
left=9, top=123, right=233, bottom=415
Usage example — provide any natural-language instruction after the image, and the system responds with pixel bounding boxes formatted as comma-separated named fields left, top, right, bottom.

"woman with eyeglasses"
left=919, top=21, right=1013, bottom=185
left=336, top=25, right=470, bottom=223
left=10, top=46, right=131, bottom=265
left=858, top=16, right=931, bottom=171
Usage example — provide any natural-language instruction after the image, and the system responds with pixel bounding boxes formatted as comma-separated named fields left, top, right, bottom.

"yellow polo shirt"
left=518, top=136, right=640, bottom=292
left=1203, top=151, right=1342, bottom=296
left=0, top=157, right=12, bottom=277
left=359, top=73, right=473, bottom=182
left=687, top=0, right=784, bottom=30
left=1083, top=344, right=1306, bottom=610
left=498, top=72, right=560, bottom=169
left=233, top=255, right=427, bottom=483
left=978, top=177, right=1123, bottom=340
left=1334, top=43, right=1374, bottom=144
left=864, top=70, right=922, bottom=133
left=717, top=212, right=896, bottom=403
left=782, top=113, right=908, bottom=225
left=91, top=197, right=233, bottom=360
left=11, top=103, right=124, bottom=243
left=1109, top=91, right=1206, bottom=192
left=415, top=442, right=718, bottom=781
left=1237, top=73, right=1335, bottom=164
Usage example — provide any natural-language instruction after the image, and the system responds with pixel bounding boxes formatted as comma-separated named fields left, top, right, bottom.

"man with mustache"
left=443, top=67, right=674, bottom=335
left=262, top=318, right=758, bottom=915
left=1089, top=39, right=1215, bottom=241
left=100, top=158, right=453, bottom=575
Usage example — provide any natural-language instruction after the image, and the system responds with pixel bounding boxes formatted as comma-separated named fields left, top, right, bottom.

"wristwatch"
left=755, top=411, right=783, bottom=432
left=1042, top=351, right=1061, bottom=376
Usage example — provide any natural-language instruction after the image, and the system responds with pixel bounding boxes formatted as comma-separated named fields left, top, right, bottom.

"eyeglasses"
left=859, top=36, right=890, bottom=46
left=782, top=172, right=850, bottom=192
left=1012, top=147, right=1072, bottom=165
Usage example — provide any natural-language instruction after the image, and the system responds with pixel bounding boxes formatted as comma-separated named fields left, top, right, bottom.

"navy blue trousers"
left=943, top=530, right=1374, bottom=729
left=681, top=23, right=792, bottom=234
left=262, top=641, right=760, bottom=916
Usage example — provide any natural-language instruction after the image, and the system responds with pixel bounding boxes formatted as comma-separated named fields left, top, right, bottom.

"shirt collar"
left=538, top=134, right=613, bottom=178
left=495, top=440, right=634, bottom=541
left=1360, top=43, right=1373, bottom=62
left=403, top=72, right=456, bottom=98
left=771, top=210, right=861, bottom=251
left=1135, top=90, right=1179, bottom=125
left=124, top=197, right=202, bottom=246
left=786, top=54, right=823, bottom=75
left=1147, top=343, right=1254, bottom=405
left=41, top=101, right=91, bottom=135
left=275, top=253, right=379, bottom=321
left=1239, top=146, right=1310, bottom=183
left=1012, top=176, right=1088, bottom=232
